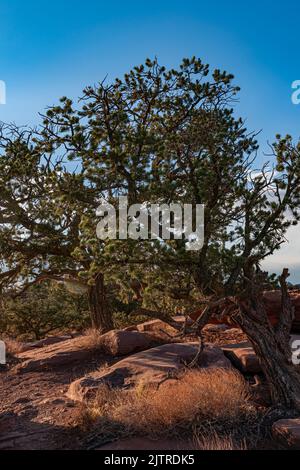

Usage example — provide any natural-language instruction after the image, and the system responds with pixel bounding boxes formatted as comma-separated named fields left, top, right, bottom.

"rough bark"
left=191, top=269, right=300, bottom=411
left=233, top=269, right=300, bottom=410
left=88, top=273, right=113, bottom=332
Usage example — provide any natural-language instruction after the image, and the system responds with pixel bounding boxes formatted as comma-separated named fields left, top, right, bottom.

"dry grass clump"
left=76, top=384, right=126, bottom=433
left=82, top=328, right=104, bottom=350
left=77, top=367, right=260, bottom=447
left=194, top=431, right=247, bottom=450
left=111, top=368, right=253, bottom=435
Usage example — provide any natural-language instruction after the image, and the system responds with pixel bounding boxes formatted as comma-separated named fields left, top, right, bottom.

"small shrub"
left=110, top=368, right=253, bottom=435
left=77, top=368, right=260, bottom=446
left=82, top=328, right=104, bottom=350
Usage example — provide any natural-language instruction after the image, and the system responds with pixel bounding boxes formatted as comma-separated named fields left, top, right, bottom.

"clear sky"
left=0, top=0, right=300, bottom=279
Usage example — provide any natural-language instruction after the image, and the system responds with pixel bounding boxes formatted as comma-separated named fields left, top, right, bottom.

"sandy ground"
left=0, top=356, right=116, bottom=450
left=0, top=328, right=262, bottom=450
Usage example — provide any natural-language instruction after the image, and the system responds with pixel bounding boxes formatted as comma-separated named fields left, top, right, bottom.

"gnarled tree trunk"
left=234, top=269, right=300, bottom=410
left=234, top=313, right=300, bottom=409
left=88, top=273, right=113, bottom=332
left=194, top=269, right=300, bottom=411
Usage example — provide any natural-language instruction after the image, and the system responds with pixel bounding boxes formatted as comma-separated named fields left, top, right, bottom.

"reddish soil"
left=0, top=328, right=273, bottom=450
left=0, top=357, right=113, bottom=450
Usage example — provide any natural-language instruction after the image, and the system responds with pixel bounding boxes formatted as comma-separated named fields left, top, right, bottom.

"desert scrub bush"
left=0, top=282, right=90, bottom=340
left=77, top=368, right=261, bottom=447
left=111, top=368, right=257, bottom=436
left=82, top=328, right=105, bottom=350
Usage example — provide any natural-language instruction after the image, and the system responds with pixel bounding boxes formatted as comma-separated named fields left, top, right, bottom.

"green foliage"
left=0, top=282, right=89, bottom=340
left=1, top=57, right=300, bottom=330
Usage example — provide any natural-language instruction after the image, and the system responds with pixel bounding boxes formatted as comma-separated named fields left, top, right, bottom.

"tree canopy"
left=1, top=57, right=300, bottom=330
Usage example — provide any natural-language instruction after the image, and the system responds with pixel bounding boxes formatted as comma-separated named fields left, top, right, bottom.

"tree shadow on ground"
left=0, top=409, right=82, bottom=450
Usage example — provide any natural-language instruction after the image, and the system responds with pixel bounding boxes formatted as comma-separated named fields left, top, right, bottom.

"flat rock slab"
left=136, top=319, right=178, bottom=334
left=67, top=342, right=232, bottom=402
left=136, top=317, right=194, bottom=340
left=272, top=418, right=300, bottom=449
left=14, top=336, right=102, bottom=373
left=222, top=342, right=261, bottom=374
left=14, top=329, right=155, bottom=373
left=203, top=324, right=230, bottom=332
left=223, top=336, right=300, bottom=374
left=24, top=335, right=74, bottom=351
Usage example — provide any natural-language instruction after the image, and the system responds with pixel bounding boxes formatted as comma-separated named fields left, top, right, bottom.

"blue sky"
left=0, top=0, right=300, bottom=279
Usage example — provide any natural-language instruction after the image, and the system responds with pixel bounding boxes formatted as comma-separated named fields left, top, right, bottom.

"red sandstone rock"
left=222, top=342, right=261, bottom=373
left=14, top=329, right=154, bottom=373
left=14, top=336, right=102, bottom=373
left=189, top=290, right=300, bottom=332
left=263, top=290, right=300, bottom=330
left=136, top=319, right=169, bottom=332
left=100, top=329, right=152, bottom=356
left=67, top=342, right=232, bottom=402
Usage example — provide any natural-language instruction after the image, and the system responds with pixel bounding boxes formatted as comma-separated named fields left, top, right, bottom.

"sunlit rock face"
left=66, top=342, right=232, bottom=402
